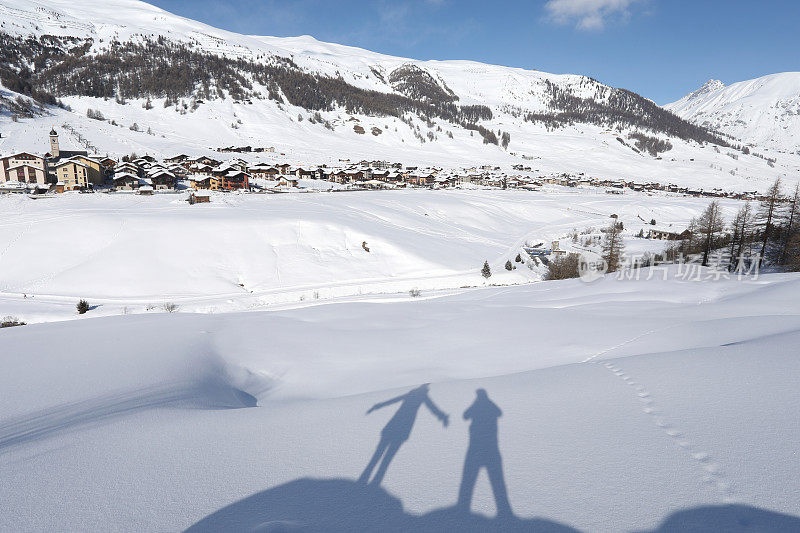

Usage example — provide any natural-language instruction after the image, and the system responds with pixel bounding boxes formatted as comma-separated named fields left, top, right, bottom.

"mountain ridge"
left=0, top=0, right=796, bottom=192
left=666, top=72, right=800, bottom=154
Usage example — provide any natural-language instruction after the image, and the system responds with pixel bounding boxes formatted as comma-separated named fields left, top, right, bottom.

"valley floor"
left=0, top=187, right=740, bottom=323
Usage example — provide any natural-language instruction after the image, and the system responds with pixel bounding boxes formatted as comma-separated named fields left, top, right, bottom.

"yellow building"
left=69, top=155, right=104, bottom=185
left=54, top=160, right=89, bottom=190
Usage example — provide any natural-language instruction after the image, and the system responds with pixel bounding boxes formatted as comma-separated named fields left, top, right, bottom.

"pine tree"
left=481, top=261, right=492, bottom=279
left=505, top=260, right=513, bottom=271
left=601, top=221, right=625, bottom=273
left=77, top=299, right=90, bottom=314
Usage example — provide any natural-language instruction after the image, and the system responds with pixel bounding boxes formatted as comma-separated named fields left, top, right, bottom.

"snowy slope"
left=0, top=0, right=797, bottom=190
left=0, top=188, right=742, bottom=324
left=666, top=73, right=800, bottom=155
left=2, top=270, right=800, bottom=531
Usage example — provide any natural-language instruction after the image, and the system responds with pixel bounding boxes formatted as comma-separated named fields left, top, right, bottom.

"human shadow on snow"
left=186, top=385, right=800, bottom=532
left=359, top=383, right=449, bottom=485
left=188, top=387, right=577, bottom=532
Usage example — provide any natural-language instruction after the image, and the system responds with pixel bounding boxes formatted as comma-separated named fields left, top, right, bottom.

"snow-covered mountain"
left=0, top=0, right=797, bottom=190
left=666, top=73, right=800, bottom=155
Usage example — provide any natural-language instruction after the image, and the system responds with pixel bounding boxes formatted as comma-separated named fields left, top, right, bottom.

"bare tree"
left=728, top=202, right=755, bottom=270
left=756, top=177, right=783, bottom=260
left=695, top=201, right=726, bottom=266
left=545, top=253, right=580, bottom=280
left=786, top=234, right=800, bottom=272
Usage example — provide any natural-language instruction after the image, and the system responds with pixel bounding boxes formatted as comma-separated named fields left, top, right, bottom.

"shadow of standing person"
left=359, top=384, right=449, bottom=486
left=457, top=388, right=513, bottom=518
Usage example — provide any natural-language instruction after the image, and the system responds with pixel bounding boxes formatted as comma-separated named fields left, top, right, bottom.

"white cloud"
left=544, top=0, right=640, bottom=30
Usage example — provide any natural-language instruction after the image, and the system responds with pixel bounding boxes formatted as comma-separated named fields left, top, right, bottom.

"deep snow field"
left=1, top=188, right=799, bottom=532
left=0, top=187, right=741, bottom=323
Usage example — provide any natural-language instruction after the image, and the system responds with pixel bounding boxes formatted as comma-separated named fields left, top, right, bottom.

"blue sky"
left=149, top=0, right=799, bottom=104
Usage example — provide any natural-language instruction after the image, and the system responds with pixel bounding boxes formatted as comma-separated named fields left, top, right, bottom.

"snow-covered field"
left=2, top=189, right=799, bottom=532
left=0, top=187, right=741, bottom=323
left=2, top=265, right=800, bottom=531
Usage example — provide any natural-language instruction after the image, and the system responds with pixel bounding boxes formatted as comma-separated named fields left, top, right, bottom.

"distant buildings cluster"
left=0, top=129, right=765, bottom=201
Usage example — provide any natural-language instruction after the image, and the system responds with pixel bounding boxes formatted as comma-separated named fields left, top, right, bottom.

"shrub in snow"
left=505, top=260, right=513, bottom=271
left=362, top=241, right=370, bottom=252
left=409, top=288, right=421, bottom=298
left=545, top=253, right=581, bottom=280
left=162, top=302, right=179, bottom=313
left=515, top=253, right=523, bottom=263
left=481, top=261, right=492, bottom=279
left=1, top=316, right=26, bottom=328
left=86, top=108, right=105, bottom=120
left=77, top=299, right=90, bottom=314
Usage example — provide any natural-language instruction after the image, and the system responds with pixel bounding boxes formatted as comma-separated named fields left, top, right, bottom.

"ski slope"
left=1, top=268, right=799, bottom=531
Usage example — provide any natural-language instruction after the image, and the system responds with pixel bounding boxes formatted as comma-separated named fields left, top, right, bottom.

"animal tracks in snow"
left=598, top=360, right=736, bottom=503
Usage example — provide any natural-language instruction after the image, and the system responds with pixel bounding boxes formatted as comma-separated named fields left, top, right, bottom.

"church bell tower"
left=49, top=127, right=60, bottom=158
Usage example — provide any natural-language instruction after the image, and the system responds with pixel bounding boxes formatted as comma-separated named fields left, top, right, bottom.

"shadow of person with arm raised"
left=457, top=388, right=513, bottom=518
left=359, top=383, right=449, bottom=486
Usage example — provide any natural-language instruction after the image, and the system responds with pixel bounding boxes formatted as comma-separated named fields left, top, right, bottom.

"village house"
left=114, top=161, right=141, bottom=177
left=189, top=175, right=213, bottom=190
left=68, top=155, right=105, bottom=185
left=189, top=163, right=214, bottom=176
left=54, top=160, right=89, bottom=190
left=220, top=170, right=250, bottom=190
left=248, top=164, right=279, bottom=178
left=0, top=152, right=48, bottom=185
left=185, top=156, right=220, bottom=170
left=97, top=157, right=118, bottom=172
left=293, top=167, right=316, bottom=179
left=113, top=171, right=141, bottom=191
left=329, top=170, right=350, bottom=184
left=648, top=228, right=692, bottom=240
left=165, top=154, right=189, bottom=164
left=166, top=163, right=187, bottom=177
left=148, top=169, right=176, bottom=190
left=278, top=175, right=299, bottom=188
